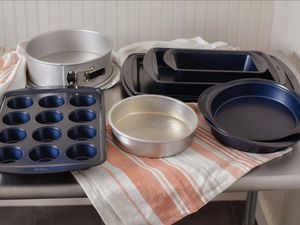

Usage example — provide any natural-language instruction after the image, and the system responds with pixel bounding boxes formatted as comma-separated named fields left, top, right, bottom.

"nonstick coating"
left=205, top=118, right=296, bottom=153
left=198, top=79, right=300, bottom=142
left=121, top=53, right=202, bottom=102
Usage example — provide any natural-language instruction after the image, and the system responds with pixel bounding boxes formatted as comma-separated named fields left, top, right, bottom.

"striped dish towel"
left=72, top=103, right=291, bottom=225
left=0, top=42, right=26, bottom=94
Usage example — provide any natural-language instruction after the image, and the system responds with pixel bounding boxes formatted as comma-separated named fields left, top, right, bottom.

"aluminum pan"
left=108, top=95, right=198, bottom=157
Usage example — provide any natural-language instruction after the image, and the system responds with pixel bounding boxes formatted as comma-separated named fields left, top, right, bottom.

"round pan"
left=198, top=79, right=300, bottom=143
left=26, top=29, right=113, bottom=87
left=108, top=95, right=198, bottom=157
left=205, top=118, right=297, bottom=153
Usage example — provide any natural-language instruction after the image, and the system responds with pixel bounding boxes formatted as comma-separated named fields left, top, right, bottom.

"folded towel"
left=72, top=103, right=291, bottom=225
left=116, top=36, right=238, bottom=65
left=0, top=42, right=27, bottom=94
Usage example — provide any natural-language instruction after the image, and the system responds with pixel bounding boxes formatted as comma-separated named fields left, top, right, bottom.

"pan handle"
left=262, top=54, right=286, bottom=85
left=121, top=54, right=139, bottom=95
left=163, top=49, right=176, bottom=69
left=271, top=56, right=300, bottom=94
left=143, top=48, right=160, bottom=80
left=197, top=86, right=217, bottom=124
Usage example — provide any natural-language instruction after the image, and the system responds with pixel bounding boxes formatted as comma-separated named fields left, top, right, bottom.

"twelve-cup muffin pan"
left=0, top=86, right=106, bottom=174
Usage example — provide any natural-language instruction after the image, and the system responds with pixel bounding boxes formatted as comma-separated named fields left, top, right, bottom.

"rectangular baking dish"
left=163, top=48, right=274, bottom=82
left=144, top=48, right=279, bottom=83
left=121, top=53, right=212, bottom=102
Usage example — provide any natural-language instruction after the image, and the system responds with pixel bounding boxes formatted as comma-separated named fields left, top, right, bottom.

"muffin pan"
left=0, top=87, right=106, bottom=174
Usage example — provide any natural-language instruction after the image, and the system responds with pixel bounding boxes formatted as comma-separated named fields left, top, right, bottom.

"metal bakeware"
left=121, top=71, right=196, bottom=101
left=143, top=48, right=182, bottom=82
left=0, top=87, right=106, bottom=174
left=123, top=52, right=294, bottom=102
left=108, top=95, right=198, bottom=158
left=198, top=79, right=300, bottom=152
left=163, top=48, right=273, bottom=82
left=122, top=53, right=214, bottom=102
left=144, top=48, right=282, bottom=84
left=25, top=30, right=113, bottom=87
left=205, top=118, right=297, bottom=153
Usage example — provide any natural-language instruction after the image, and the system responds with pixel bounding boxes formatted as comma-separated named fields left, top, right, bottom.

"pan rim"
left=25, top=29, right=113, bottom=66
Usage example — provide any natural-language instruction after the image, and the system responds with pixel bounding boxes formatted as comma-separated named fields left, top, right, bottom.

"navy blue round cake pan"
left=198, top=79, right=300, bottom=152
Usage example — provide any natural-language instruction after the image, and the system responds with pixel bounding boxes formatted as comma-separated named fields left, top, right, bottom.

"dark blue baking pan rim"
left=205, top=118, right=297, bottom=153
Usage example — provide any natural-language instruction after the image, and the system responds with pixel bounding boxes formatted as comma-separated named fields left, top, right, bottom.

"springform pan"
left=26, top=29, right=113, bottom=87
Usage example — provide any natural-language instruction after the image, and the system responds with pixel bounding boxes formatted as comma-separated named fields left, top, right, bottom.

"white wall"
left=0, top=1, right=274, bottom=50
left=271, top=1, right=300, bottom=72
left=259, top=2, right=300, bottom=225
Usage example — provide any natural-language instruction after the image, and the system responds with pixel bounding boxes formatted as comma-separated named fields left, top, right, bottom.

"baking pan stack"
left=121, top=48, right=299, bottom=102
left=121, top=48, right=300, bottom=154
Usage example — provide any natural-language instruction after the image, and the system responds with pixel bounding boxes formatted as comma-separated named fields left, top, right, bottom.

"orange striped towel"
left=72, top=103, right=291, bottom=225
left=0, top=42, right=27, bottom=93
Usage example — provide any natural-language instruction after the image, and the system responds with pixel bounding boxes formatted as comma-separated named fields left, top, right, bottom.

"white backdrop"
left=0, top=1, right=274, bottom=50
left=259, top=2, right=300, bottom=225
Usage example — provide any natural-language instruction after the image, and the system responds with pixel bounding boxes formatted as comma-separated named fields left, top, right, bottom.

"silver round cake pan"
left=108, top=95, right=198, bottom=158
left=25, top=29, right=113, bottom=87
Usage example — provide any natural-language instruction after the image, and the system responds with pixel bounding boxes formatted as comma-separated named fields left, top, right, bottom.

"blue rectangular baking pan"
left=144, top=48, right=284, bottom=84
left=0, top=86, right=106, bottom=174
left=163, top=48, right=274, bottom=82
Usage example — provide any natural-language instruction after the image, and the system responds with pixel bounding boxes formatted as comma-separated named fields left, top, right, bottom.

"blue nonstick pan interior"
left=202, top=79, right=300, bottom=142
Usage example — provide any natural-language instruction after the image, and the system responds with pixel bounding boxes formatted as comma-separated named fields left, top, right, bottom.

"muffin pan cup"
left=0, top=86, right=106, bottom=174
